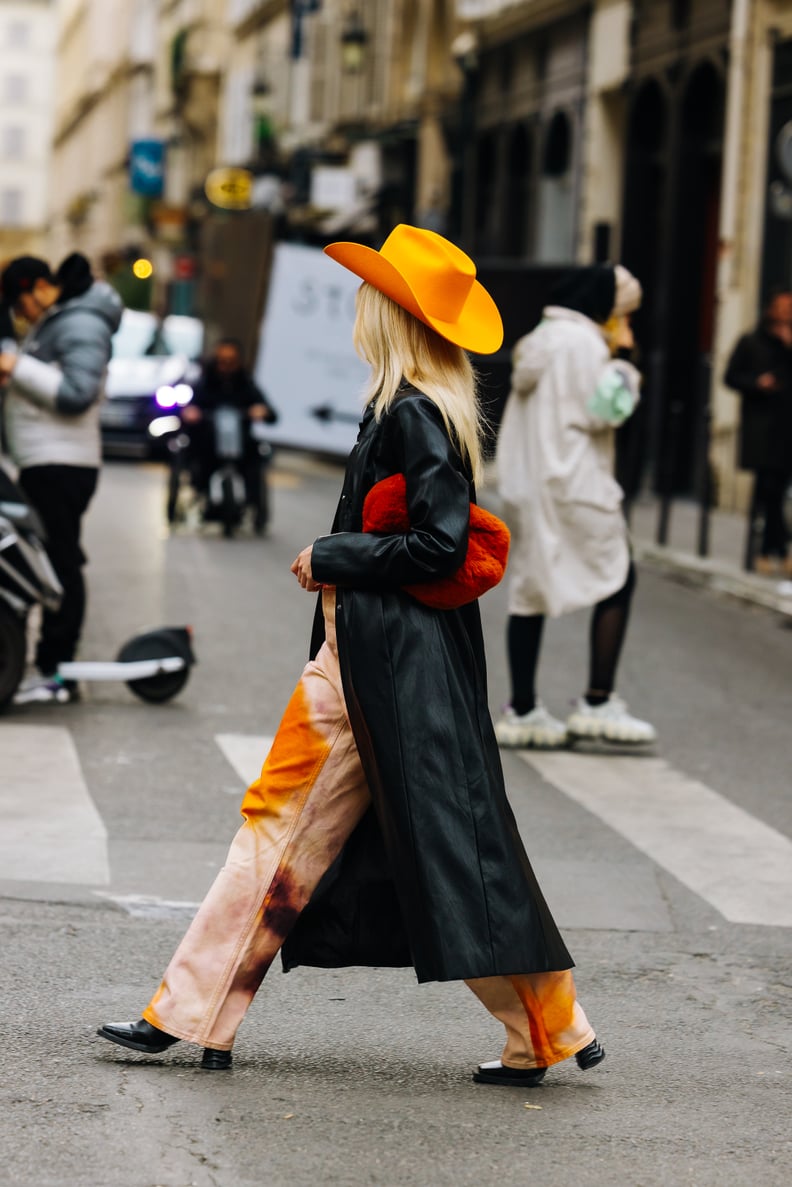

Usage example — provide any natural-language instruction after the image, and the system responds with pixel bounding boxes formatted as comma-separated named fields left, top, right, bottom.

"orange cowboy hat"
left=324, top=224, right=504, bottom=355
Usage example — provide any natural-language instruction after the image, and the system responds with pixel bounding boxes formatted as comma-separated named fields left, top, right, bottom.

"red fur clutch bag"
left=362, top=473, right=510, bottom=610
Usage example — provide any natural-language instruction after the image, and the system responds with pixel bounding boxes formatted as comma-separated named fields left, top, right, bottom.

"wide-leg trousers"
left=143, top=590, right=595, bottom=1067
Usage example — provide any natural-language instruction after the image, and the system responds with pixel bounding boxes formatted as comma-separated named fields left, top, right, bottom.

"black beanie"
left=548, top=265, right=617, bottom=325
left=0, top=256, right=54, bottom=305
left=56, top=252, right=94, bottom=302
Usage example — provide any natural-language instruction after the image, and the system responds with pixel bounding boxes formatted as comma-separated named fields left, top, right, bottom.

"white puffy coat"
left=496, top=306, right=640, bottom=618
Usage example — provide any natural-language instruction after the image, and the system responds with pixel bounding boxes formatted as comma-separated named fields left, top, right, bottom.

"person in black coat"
left=181, top=336, right=277, bottom=499
left=724, top=291, right=792, bottom=574
left=98, top=225, right=605, bottom=1087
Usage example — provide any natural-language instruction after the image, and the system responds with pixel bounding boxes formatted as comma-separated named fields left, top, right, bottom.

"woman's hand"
left=0, top=352, right=18, bottom=380
left=291, top=545, right=322, bottom=592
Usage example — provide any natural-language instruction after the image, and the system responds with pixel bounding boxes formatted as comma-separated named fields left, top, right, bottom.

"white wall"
left=0, top=1, right=56, bottom=235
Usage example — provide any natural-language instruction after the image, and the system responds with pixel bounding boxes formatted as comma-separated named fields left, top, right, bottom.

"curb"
left=634, top=541, right=792, bottom=618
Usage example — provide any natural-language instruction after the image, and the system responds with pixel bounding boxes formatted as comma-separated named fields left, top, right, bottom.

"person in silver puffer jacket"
left=0, top=253, right=123, bottom=702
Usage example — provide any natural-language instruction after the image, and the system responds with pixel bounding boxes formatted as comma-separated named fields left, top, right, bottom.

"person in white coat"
left=495, top=264, right=656, bottom=748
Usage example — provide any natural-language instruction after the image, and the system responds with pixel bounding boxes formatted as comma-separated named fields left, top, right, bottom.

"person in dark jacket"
left=181, top=337, right=277, bottom=512
left=98, top=225, right=605, bottom=1087
left=724, top=291, right=792, bottom=575
left=0, top=253, right=123, bottom=702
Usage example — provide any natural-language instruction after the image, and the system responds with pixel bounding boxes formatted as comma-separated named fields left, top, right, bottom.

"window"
left=543, top=111, right=571, bottom=177
left=1, top=188, right=23, bottom=226
left=4, top=75, right=27, bottom=104
left=7, top=21, right=30, bottom=49
left=2, top=126, right=26, bottom=159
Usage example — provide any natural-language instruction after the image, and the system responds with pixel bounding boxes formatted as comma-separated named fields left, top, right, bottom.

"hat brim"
left=324, top=241, right=504, bottom=355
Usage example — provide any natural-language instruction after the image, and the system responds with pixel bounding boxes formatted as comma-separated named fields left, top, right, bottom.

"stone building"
left=49, top=0, right=158, bottom=267
left=0, top=0, right=56, bottom=261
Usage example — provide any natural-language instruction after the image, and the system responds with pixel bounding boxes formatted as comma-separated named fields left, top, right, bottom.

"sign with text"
left=253, top=243, right=368, bottom=455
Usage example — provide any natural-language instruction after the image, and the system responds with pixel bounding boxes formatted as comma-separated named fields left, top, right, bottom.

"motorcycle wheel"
left=0, top=602, right=27, bottom=712
left=221, top=474, right=238, bottom=538
left=254, top=469, right=270, bottom=535
left=118, top=632, right=191, bottom=704
left=166, top=464, right=183, bottom=524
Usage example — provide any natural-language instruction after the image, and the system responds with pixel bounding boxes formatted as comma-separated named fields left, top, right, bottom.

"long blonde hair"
left=353, top=283, right=484, bottom=484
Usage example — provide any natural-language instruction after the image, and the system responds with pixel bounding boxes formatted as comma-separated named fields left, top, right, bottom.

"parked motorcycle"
left=166, top=405, right=273, bottom=537
left=0, top=461, right=195, bottom=711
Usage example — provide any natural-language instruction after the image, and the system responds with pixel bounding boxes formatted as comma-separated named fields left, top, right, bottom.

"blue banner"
left=129, top=139, right=165, bottom=198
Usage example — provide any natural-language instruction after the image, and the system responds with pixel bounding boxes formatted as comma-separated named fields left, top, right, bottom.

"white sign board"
left=253, top=242, right=369, bottom=455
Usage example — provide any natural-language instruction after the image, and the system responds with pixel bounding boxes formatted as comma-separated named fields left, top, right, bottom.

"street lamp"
left=340, top=9, right=368, bottom=74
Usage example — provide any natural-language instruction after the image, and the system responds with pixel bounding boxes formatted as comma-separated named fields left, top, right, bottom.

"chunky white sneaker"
left=494, top=703, right=568, bottom=749
left=13, top=673, right=73, bottom=705
left=566, top=695, right=656, bottom=744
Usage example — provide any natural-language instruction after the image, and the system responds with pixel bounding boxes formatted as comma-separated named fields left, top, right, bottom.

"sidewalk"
left=629, top=496, right=792, bottom=618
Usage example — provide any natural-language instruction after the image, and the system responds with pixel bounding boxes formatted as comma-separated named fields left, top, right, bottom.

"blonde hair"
left=353, top=283, right=484, bottom=484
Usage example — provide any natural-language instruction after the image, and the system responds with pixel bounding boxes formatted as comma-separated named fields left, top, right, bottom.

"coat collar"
left=542, top=305, right=609, bottom=343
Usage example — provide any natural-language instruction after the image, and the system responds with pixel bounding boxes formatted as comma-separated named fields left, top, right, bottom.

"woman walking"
left=98, top=225, right=604, bottom=1087
left=495, top=264, right=657, bottom=750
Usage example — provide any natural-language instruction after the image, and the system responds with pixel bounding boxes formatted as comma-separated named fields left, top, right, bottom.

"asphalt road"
left=1, top=456, right=791, bottom=1187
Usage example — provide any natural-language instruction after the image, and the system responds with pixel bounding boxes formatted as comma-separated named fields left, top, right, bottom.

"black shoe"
left=201, top=1047, right=232, bottom=1070
left=576, top=1038, right=606, bottom=1070
left=472, top=1060, right=547, bottom=1087
left=97, top=1018, right=180, bottom=1055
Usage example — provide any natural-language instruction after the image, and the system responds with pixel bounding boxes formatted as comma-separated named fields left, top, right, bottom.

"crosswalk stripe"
left=216, top=733, right=274, bottom=787
left=521, top=752, right=792, bottom=927
left=0, top=724, right=109, bottom=885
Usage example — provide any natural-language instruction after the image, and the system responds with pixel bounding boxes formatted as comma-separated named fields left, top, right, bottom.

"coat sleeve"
left=586, top=359, right=641, bottom=427
left=723, top=334, right=769, bottom=399
left=12, top=311, right=112, bottom=416
left=311, top=397, right=470, bottom=590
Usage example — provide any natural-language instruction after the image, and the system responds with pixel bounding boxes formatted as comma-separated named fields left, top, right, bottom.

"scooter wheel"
left=117, top=629, right=193, bottom=704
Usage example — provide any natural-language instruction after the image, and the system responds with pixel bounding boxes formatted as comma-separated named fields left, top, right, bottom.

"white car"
left=101, top=310, right=204, bottom=456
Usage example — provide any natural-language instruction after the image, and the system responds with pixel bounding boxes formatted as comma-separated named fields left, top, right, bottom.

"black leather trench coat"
left=280, top=389, right=573, bottom=984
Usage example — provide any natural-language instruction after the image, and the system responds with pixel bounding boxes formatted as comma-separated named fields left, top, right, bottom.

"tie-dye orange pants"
left=143, top=590, right=595, bottom=1067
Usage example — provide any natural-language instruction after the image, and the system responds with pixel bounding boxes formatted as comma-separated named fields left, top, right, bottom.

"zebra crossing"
left=2, top=723, right=791, bottom=930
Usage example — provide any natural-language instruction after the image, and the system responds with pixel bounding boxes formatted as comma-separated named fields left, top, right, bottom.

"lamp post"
left=449, top=31, right=479, bottom=247
left=340, top=8, right=368, bottom=74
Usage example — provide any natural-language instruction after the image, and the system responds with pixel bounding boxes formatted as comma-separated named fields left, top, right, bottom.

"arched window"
left=535, top=111, right=575, bottom=261
left=542, top=111, right=571, bottom=178
left=503, top=123, right=532, bottom=257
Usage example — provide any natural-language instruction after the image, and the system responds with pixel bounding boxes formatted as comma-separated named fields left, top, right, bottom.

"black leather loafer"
left=472, top=1060, right=547, bottom=1087
left=201, top=1048, right=232, bottom=1070
left=97, top=1018, right=180, bottom=1055
left=575, top=1038, right=606, bottom=1070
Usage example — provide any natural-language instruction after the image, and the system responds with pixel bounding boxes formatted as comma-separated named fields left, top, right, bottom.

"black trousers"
left=754, top=468, right=791, bottom=558
left=19, top=465, right=99, bottom=673
left=508, top=564, right=637, bottom=715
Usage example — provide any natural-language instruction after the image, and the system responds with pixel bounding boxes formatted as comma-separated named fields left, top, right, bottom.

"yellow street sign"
left=205, top=167, right=254, bottom=211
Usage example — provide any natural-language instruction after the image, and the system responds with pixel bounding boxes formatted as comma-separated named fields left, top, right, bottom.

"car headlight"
left=174, top=383, right=193, bottom=406
left=148, top=415, right=181, bottom=437
left=155, top=385, right=177, bottom=408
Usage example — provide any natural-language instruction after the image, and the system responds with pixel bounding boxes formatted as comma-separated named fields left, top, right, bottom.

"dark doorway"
left=663, top=62, right=725, bottom=493
left=619, top=79, right=668, bottom=500
left=620, top=64, right=725, bottom=497
left=760, top=37, right=792, bottom=299
left=474, top=131, right=499, bottom=255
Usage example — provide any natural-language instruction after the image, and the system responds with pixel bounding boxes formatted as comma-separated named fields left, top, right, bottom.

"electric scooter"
left=0, top=461, right=195, bottom=711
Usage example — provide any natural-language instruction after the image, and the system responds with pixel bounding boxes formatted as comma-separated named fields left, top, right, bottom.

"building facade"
left=0, top=0, right=56, bottom=261
left=49, top=0, right=158, bottom=268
